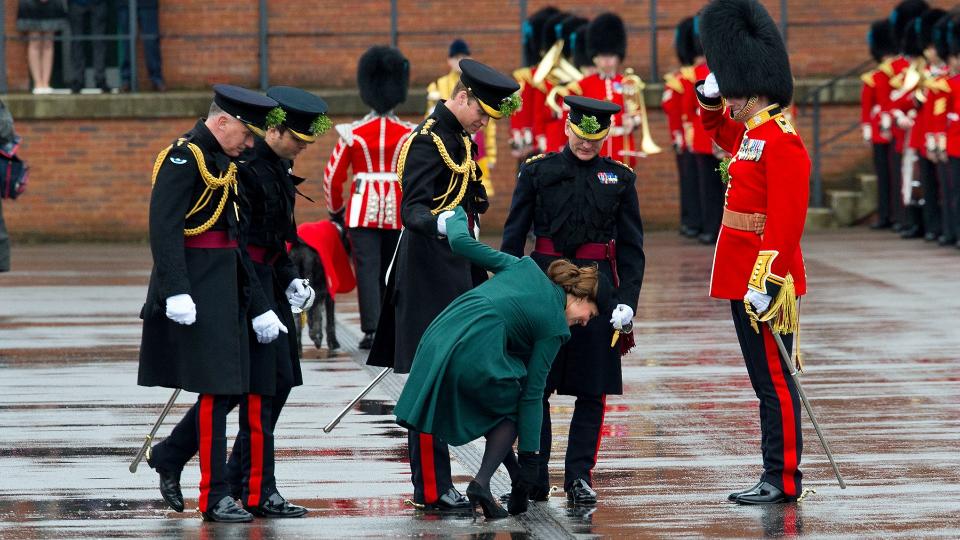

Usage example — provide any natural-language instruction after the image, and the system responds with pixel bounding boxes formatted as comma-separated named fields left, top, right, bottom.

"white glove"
left=286, top=278, right=315, bottom=313
left=165, top=294, right=196, bottom=325
left=862, top=124, right=872, bottom=143
left=436, top=210, right=455, bottom=236
left=609, top=304, right=634, bottom=330
left=925, top=133, right=938, bottom=155
left=702, top=72, right=721, bottom=98
left=879, top=112, right=892, bottom=131
left=252, top=310, right=288, bottom=344
left=745, top=289, right=772, bottom=314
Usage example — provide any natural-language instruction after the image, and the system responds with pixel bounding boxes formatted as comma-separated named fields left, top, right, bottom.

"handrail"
left=807, top=58, right=875, bottom=208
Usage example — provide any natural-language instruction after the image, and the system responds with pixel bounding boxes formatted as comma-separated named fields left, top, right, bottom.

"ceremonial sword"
left=767, top=322, right=847, bottom=489
left=129, top=388, right=181, bottom=473
left=323, top=367, right=391, bottom=433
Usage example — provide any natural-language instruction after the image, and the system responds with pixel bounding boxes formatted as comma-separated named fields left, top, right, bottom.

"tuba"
left=621, top=68, right=661, bottom=155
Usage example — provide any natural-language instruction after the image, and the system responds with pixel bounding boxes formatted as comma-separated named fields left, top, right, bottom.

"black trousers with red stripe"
left=730, top=301, right=803, bottom=497
left=539, top=386, right=607, bottom=490
left=407, top=430, right=454, bottom=504
left=226, top=386, right=290, bottom=501
left=149, top=392, right=278, bottom=510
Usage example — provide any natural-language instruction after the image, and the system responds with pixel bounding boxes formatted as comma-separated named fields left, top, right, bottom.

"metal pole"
left=258, top=0, right=268, bottom=91
left=390, top=0, right=398, bottom=47
left=649, top=0, right=659, bottom=81
left=811, top=93, right=822, bottom=207
left=780, top=0, right=788, bottom=45
left=323, top=368, right=392, bottom=433
left=128, top=0, right=138, bottom=92
left=0, top=2, right=7, bottom=93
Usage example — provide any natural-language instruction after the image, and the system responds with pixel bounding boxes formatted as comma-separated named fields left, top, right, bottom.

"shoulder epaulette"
left=513, top=67, right=532, bottom=85
left=419, top=118, right=437, bottom=135
left=879, top=59, right=896, bottom=77
left=775, top=115, right=796, bottom=135
left=860, top=70, right=877, bottom=87
left=335, top=120, right=362, bottom=146
left=524, top=153, right=547, bottom=164
left=664, top=72, right=685, bottom=94
left=680, top=66, right=696, bottom=83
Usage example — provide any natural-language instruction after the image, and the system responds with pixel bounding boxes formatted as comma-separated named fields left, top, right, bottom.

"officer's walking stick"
left=129, top=388, right=181, bottom=473
left=767, top=322, right=846, bottom=489
left=323, top=367, right=391, bottom=433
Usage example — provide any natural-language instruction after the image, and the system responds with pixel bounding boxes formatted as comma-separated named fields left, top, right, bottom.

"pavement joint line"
left=333, top=318, right=579, bottom=540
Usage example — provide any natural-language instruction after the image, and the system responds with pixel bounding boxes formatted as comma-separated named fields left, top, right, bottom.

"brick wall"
left=2, top=103, right=868, bottom=240
left=4, top=1, right=890, bottom=91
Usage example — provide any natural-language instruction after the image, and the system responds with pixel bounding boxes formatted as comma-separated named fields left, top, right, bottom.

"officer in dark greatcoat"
left=501, top=95, right=645, bottom=506
left=138, top=85, right=289, bottom=523
left=368, top=58, right=521, bottom=511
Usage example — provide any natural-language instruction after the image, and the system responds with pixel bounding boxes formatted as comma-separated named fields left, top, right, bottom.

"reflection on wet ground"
left=0, top=231, right=958, bottom=538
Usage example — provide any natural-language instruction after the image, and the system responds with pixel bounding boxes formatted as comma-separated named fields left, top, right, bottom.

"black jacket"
left=501, top=146, right=645, bottom=395
left=368, top=102, right=488, bottom=374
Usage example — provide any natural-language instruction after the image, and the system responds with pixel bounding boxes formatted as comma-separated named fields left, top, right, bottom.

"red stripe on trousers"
left=419, top=433, right=438, bottom=503
left=247, top=394, right=264, bottom=508
left=762, top=327, right=799, bottom=496
left=589, top=395, right=608, bottom=483
left=198, top=395, right=214, bottom=511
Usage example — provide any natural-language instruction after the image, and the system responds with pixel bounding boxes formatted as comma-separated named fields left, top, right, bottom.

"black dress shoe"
left=421, top=486, right=472, bottom=511
left=465, top=481, right=509, bottom=519
left=938, top=235, right=957, bottom=246
left=734, top=481, right=796, bottom=505
left=566, top=478, right=597, bottom=506
left=924, top=232, right=939, bottom=242
left=245, top=492, right=308, bottom=518
left=892, top=222, right=903, bottom=232
left=900, top=226, right=922, bottom=239
left=697, top=232, right=717, bottom=245
left=727, top=480, right=763, bottom=501
left=499, top=483, right=549, bottom=505
left=156, top=467, right=184, bottom=512
left=358, top=332, right=375, bottom=350
left=202, top=495, right=254, bottom=522
left=870, top=221, right=892, bottom=230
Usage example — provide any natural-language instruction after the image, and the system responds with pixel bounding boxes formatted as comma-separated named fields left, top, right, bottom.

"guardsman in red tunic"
left=697, top=0, right=809, bottom=505
left=862, top=19, right=900, bottom=230
left=665, top=16, right=703, bottom=238
left=323, top=47, right=416, bottom=349
left=944, top=18, right=960, bottom=247
left=511, top=6, right=560, bottom=162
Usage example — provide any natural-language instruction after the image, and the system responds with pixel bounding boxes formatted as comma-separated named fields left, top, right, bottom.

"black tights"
left=474, top=419, right=517, bottom=488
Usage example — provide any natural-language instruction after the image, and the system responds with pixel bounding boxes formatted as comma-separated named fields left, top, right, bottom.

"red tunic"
left=662, top=69, right=686, bottom=149
left=510, top=67, right=537, bottom=151
left=575, top=72, right=637, bottom=166
left=684, top=63, right=714, bottom=155
left=887, top=56, right=914, bottom=153
left=323, top=113, right=416, bottom=230
left=698, top=102, right=809, bottom=300
left=946, top=74, right=960, bottom=158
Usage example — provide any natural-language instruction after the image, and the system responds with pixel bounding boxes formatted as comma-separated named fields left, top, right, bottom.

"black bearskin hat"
left=572, top=22, right=591, bottom=69
left=949, top=14, right=960, bottom=57
left=541, top=11, right=569, bottom=54
left=700, top=0, right=793, bottom=106
left=523, top=6, right=560, bottom=66
left=675, top=16, right=697, bottom=66
left=868, top=19, right=898, bottom=62
left=889, top=0, right=929, bottom=44
left=917, top=8, right=947, bottom=51
left=932, top=12, right=953, bottom=61
left=357, top=46, right=409, bottom=114
left=560, top=16, right=589, bottom=58
left=587, top=12, right=627, bottom=59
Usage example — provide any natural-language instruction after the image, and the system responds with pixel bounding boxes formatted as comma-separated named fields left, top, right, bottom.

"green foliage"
left=578, top=115, right=602, bottom=135
left=311, top=114, right=332, bottom=135
left=498, top=92, right=522, bottom=117
left=717, top=157, right=732, bottom=184
left=265, top=107, right=287, bottom=129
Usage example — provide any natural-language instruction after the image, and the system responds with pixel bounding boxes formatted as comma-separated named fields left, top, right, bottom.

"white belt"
left=355, top=172, right=399, bottom=183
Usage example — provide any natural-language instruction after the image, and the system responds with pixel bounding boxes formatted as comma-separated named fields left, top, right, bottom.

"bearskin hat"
left=901, top=17, right=923, bottom=56
left=932, top=12, right=953, bottom=61
left=357, top=46, right=409, bottom=114
left=523, top=6, right=560, bottom=66
left=700, top=0, right=793, bottom=107
left=675, top=16, right=697, bottom=66
left=949, top=14, right=960, bottom=57
left=572, top=22, right=592, bottom=69
left=560, top=16, right=589, bottom=58
left=587, top=12, right=627, bottom=59
left=541, top=11, right=570, bottom=54
left=890, top=0, right=929, bottom=44
left=917, top=8, right=947, bottom=51
left=868, top=19, right=898, bottom=62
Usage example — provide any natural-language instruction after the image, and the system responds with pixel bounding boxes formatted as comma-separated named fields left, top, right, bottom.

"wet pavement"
left=0, top=229, right=959, bottom=538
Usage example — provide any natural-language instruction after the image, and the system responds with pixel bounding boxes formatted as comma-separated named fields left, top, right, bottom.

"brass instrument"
left=621, top=68, right=662, bottom=155
left=533, top=41, right=583, bottom=88
left=545, top=82, right=579, bottom=116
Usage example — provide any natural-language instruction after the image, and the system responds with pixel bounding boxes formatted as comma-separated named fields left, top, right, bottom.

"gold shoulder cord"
left=151, top=139, right=238, bottom=236
left=395, top=120, right=478, bottom=215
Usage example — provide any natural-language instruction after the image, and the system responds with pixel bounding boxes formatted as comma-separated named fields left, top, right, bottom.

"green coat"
left=394, top=208, right=570, bottom=453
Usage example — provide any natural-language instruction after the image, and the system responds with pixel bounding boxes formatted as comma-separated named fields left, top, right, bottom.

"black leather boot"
left=201, top=495, right=254, bottom=522
left=727, top=480, right=763, bottom=501
left=155, top=467, right=184, bottom=512
left=733, top=481, right=797, bottom=505
left=566, top=478, right=597, bottom=506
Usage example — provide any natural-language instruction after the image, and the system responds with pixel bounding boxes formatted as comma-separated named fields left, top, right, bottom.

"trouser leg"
left=407, top=430, right=453, bottom=504
left=730, top=301, right=803, bottom=497
left=349, top=227, right=384, bottom=334
left=138, top=6, right=164, bottom=84
left=891, top=150, right=904, bottom=227
left=196, top=394, right=235, bottom=512
left=67, top=3, right=87, bottom=88
left=238, top=394, right=275, bottom=508
left=563, top=394, right=606, bottom=489
left=227, top=385, right=290, bottom=496
left=873, top=143, right=892, bottom=224
left=149, top=401, right=200, bottom=473
left=90, top=1, right=107, bottom=85
left=0, top=196, right=9, bottom=272
left=920, top=157, right=941, bottom=237
left=696, top=153, right=724, bottom=237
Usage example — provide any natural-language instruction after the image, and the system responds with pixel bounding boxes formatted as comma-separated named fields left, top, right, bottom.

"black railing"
left=806, top=58, right=874, bottom=207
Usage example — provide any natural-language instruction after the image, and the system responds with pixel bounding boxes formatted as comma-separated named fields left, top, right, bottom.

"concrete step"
left=857, top=173, right=878, bottom=219
left=828, top=190, right=862, bottom=226
left=806, top=207, right=836, bottom=230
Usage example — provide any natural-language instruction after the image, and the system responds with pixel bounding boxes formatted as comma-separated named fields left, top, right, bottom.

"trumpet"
left=621, top=68, right=661, bottom=155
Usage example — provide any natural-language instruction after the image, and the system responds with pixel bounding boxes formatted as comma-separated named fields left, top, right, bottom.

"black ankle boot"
left=466, top=480, right=508, bottom=519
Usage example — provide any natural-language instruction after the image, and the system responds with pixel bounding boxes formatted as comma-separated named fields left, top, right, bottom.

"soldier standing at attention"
left=368, top=58, right=521, bottom=512
left=501, top=95, right=645, bottom=506
left=138, top=85, right=288, bottom=523
left=323, top=46, right=416, bottom=349
left=696, top=0, right=809, bottom=504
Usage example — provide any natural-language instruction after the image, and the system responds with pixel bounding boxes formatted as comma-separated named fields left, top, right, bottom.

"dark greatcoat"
left=501, top=146, right=645, bottom=396
left=367, top=101, right=489, bottom=374
left=138, top=120, right=268, bottom=396
left=236, top=138, right=303, bottom=396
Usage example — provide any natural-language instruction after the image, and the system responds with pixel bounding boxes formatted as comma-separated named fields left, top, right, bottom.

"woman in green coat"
left=394, top=207, right=599, bottom=519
